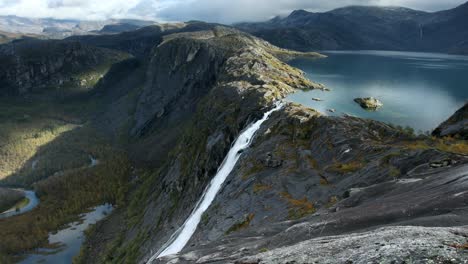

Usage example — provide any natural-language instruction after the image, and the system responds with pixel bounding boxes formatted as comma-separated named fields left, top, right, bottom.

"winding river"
left=0, top=155, right=99, bottom=220
left=0, top=189, right=39, bottom=219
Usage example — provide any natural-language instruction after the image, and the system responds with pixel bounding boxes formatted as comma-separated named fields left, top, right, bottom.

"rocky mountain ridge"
left=0, top=20, right=466, bottom=264
left=236, top=2, right=468, bottom=54
left=67, top=27, right=467, bottom=264
left=0, top=15, right=157, bottom=39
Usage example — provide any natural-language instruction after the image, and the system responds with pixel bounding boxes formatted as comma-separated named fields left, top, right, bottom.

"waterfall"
left=147, top=102, right=284, bottom=263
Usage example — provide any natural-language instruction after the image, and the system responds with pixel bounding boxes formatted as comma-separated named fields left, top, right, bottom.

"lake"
left=286, top=50, right=468, bottom=133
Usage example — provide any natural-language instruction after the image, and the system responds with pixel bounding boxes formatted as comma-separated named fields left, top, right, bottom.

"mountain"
left=0, top=19, right=466, bottom=264
left=0, top=30, right=42, bottom=44
left=236, top=2, right=468, bottom=54
left=66, top=26, right=465, bottom=264
left=0, top=15, right=156, bottom=39
left=0, top=39, right=129, bottom=96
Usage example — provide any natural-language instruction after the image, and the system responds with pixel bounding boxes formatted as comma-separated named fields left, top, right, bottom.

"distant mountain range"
left=236, top=2, right=468, bottom=54
left=1, top=2, right=468, bottom=55
left=0, top=15, right=156, bottom=38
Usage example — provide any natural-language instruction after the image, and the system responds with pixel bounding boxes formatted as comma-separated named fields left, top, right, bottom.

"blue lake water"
left=286, top=50, right=468, bottom=132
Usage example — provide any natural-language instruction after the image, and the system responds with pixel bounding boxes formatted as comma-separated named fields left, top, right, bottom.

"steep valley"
left=0, top=22, right=466, bottom=264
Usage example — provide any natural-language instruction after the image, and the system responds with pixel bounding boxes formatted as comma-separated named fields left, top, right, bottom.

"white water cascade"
left=147, top=102, right=284, bottom=262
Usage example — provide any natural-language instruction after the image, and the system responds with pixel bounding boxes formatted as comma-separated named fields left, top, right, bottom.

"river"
left=0, top=190, right=39, bottom=219
left=20, top=204, right=113, bottom=264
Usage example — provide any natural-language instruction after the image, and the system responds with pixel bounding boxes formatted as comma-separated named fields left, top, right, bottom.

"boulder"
left=433, top=103, right=468, bottom=139
left=354, top=97, right=383, bottom=110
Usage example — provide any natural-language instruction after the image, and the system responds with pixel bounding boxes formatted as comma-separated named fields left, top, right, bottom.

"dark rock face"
left=154, top=105, right=468, bottom=263
left=236, top=3, right=468, bottom=54
left=0, top=39, right=128, bottom=96
left=131, top=37, right=226, bottom=136
left=433, top=103, right=468, bottom=139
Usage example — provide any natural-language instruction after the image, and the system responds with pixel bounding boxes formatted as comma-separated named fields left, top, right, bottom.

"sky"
left=0, top=0, right=466, bottom=23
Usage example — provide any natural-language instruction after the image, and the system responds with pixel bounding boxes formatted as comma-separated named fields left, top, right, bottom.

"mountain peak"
left=289, top=9, right=311, bottom=17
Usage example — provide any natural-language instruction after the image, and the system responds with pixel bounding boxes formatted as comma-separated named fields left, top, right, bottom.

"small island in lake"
left=354, top=97, right=383, bottom=110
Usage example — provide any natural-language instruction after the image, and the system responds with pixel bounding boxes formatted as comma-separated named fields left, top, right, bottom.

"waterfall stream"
left=147, top=102, right=284, bottom=262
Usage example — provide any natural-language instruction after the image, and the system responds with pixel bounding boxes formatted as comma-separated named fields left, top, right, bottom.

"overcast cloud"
left=0, top=0, right=465, bottom=23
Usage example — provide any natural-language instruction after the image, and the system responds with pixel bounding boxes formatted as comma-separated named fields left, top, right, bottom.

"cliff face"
left=0, top=39, right=129, bottom=96
left=76, top=26, right=324, bottom=263
left=76, top=26, right=468, bottom=264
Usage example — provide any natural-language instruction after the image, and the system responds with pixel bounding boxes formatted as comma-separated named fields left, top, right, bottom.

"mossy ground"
left=401, top=136, right=468, bottom=155
left=226, top=213, right=255, bottom=234
left=280, top=192, right=316, bottom=220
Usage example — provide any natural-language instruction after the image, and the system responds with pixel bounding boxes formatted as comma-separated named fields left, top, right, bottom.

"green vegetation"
left=0, top=140, right=130, bottom=260
left=201, top=211, right=210, bottom=226
left=259, top=247, right=269, bottom=253
left=0, top=114, right=78, bottom=180
left=0, top=188, right=24, bottom=212
left=81, top=228, right=149, bottom=264
left=389, top=166, right=401, bottom=179
left=326, top=196, right=339, bottom=208
left=242, top=161, right=264, bottom=180
left=329, top=161, right=365, bottom=174
left=253, top=183, right=272, bottom=194
left=0, top=77, right=131, bottom=261
left=380, top=151, right=403, bottom=166
left=226, top=213, right=255, bottom=234
left=13, top=197, right=30, bottom=210
left=401, top=136, right=468, bottom=155
left=280, top=192, right=316, bottom=220
left=0, top=94, right=106, bottom=183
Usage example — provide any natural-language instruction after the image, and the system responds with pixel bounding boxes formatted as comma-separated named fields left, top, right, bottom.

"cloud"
left=0, top=0, right=465, bottom=22
left=0, top=0, right=154, bottom=20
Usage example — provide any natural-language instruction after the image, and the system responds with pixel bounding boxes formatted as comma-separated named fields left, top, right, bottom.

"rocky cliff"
left=74, top=26, right=324, bottom=263
left=0, top=39, right=129, bottom=96
left=72, top=26, right=468, bottom=264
